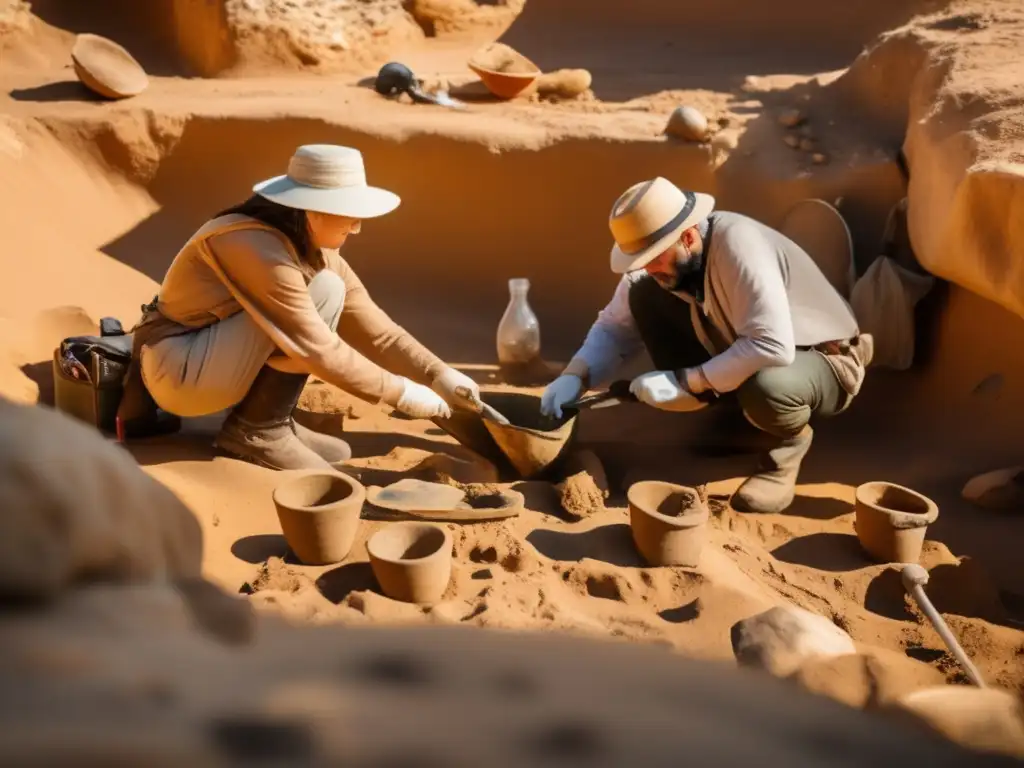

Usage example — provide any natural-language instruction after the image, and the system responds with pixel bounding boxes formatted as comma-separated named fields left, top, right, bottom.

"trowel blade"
left=432, top=91, right=467, bottom=109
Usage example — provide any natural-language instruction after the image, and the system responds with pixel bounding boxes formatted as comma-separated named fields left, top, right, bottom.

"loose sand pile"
left=1, top=0, right=1024, bottom=758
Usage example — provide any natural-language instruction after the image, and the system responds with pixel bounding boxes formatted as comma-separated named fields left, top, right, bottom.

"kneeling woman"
left=130, top=144, right=479, bottom=471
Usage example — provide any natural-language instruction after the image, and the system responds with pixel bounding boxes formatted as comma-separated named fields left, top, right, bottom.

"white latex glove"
left=432, top=366, right=480, bottom=410
left=540, top=374, right=583, bottom=419
left=629, top=370, right=707, bottom=412
left=395, top=378, right=452, bottom=419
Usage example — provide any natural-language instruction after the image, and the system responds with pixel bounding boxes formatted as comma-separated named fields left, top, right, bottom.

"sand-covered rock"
left=535, top=69, right=592, bottom=101
left=731, top=605, right=857, bottom=677
left=890, top=686, right=1024, bottom=758
left=0, top=583, right=1008, bottom=766
left=557, top=450, right=609, bottom=520
left=0, top=399, right=203, bottom=602
left=961, top=466, right=1024, bottom=511
left=789, top=648, right=946, bottom=709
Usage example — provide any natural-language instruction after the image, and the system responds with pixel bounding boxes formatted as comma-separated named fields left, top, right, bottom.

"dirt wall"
left=7, top=104, right=1024, bottom=455
left=835, top=8, right=1024, bottom=322
left=499, top=0, right=953, bottom=80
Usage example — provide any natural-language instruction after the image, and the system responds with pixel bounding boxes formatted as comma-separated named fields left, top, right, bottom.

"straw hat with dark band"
left=609, top=177, right=715, bottom=273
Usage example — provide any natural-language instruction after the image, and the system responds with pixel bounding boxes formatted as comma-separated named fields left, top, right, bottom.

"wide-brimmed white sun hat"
left=609, top=177, right=715, bottom=274
left=253, top=144, right=400, bottom=219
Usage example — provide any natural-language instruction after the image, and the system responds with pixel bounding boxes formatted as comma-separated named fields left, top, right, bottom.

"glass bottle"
left=496, top=277, right=541, bottom=366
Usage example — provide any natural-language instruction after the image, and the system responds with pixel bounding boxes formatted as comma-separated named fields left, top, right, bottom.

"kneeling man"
left=541, top=178, right=872, bottom=513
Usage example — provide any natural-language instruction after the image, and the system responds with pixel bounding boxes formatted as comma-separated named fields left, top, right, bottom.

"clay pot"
left=272, top=470, right=366, bottom=565
left=71, top=33, right=149, bottom=99
left=854, top=482, right=939, bottom=564
left=467, top=43, right=541, bottom=100
left=627, top=481, right=709, bottom=567
left=367, top=522, right=452, bottom=603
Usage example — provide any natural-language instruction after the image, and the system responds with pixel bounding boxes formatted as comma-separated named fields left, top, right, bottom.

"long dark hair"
left=216, top=194, right=325, bottom=274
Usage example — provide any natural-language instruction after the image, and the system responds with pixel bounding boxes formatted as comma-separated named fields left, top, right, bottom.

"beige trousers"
left=141, top=270, right=345, bottom=418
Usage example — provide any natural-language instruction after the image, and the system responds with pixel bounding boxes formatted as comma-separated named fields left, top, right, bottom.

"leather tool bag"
left=52, top=315, right=181, bottom=440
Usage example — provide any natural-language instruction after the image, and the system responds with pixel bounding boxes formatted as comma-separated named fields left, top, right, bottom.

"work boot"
left=292, top=419, right=352, bottom=465
left=214, top=367, right=336, bottom=471
left=731, top=426, right=813, bottom=514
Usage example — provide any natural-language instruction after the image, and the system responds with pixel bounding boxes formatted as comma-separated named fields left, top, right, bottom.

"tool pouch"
left=52, top=316, right=181, bottom=440
left=52, top=318, right=134, bottom=434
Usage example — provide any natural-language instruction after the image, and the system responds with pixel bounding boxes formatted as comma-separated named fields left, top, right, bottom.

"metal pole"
left=901, top=564, right=987, bottom=688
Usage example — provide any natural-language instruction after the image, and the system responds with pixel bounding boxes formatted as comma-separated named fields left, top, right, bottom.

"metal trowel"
left=455, top=385, right=511, bottom=425
left=563, top=379, right=636, bottom=411
left=375, top=61, right=467, bottom=110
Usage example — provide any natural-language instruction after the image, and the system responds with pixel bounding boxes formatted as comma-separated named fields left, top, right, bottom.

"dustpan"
left=432, top=390, right=579, bottom=479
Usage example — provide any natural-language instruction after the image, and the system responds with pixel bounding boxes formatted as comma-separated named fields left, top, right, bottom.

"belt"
left=798, top=337, right=858, bottom=356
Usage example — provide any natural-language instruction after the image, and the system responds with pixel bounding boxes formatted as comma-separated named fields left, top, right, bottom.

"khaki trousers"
left=627, top=274, right=849, bottom=439
left=141, top=270, right=345, bottom=418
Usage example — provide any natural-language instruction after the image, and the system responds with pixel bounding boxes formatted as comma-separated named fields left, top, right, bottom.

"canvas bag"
left=849, top=199, right=936, bottom=371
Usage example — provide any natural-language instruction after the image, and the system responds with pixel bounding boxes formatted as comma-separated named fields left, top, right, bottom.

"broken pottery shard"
left=730, top=605, right=856, bottom=677
left=370, top=479, right=465, bottom=511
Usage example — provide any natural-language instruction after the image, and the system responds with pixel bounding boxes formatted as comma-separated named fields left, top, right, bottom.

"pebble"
left=812, top=153, right=829, bottom=165
left=799, top=138, right=815, bottom=152
left=783, top=134, right=800, bottom=149
left=778, top=109, right=806, bottom=128
left=329, top=30, right=348, bottom=50
left=665, top=105, right=709, bottom=142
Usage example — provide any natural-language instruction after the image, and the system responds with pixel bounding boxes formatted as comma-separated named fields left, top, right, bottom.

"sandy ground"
left=2, top=0, right=1024, bottom=756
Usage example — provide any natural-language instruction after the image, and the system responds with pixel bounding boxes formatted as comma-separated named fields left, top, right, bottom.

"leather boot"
left=292, top=419, right=352, bottom=465
left=731, top=426, right=813, bottom=514
left=214, top=367, right=338, bottom=471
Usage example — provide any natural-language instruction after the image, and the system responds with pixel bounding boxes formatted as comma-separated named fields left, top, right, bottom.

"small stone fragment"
left=778, top=108, right=806, bottom=128
left=535, top=69, right=592, bottom=100
left=784, top=134, right=800, bottom=149
left=812, top=153, right=829, bottom=165
left=665, top=105, right=709, bottom=142
left=798, top=138, right=815, bottom=152
left=961, top=466, right=1024, bottom=510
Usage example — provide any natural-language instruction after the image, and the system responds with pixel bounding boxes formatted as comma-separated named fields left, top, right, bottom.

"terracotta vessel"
left=627, top=481, right=709, bottom=567
left=272, top=470, right=366, bottom=565
left=854, top=481, right=938, bottom=564
left=71, top=33, right=149, bottom=99
left=367, top=522, right=452, bottom=603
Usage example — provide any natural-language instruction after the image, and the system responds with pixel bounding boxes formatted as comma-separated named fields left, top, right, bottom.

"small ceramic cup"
left=367, top=522, right=452, bottom=603
left=627, top=480, right=709, bottom=567
left=272, top=470, right=366, bottom=565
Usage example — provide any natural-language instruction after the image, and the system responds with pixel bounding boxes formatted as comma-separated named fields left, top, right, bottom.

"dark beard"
left=668, top=251, right=704, bottom=293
